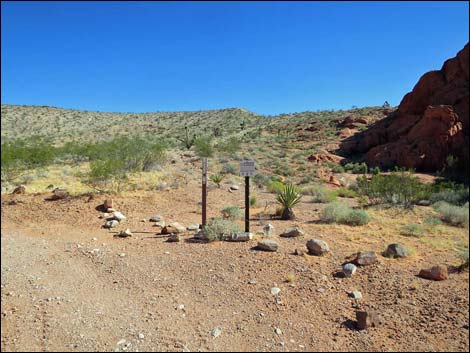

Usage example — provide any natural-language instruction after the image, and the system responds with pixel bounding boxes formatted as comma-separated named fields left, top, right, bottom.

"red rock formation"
left=340, top=43, right=469, bottom=172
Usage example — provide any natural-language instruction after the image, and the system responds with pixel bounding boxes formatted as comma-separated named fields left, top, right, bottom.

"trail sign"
left=239, top=160, right=255, bottom=177
left=240, top=159, right=255, bottom=232
left=202, top=158, right=207, bottom=227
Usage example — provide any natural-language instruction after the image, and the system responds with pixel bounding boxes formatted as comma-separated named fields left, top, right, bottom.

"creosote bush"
left=203, top=218, right=241, bottom=242
left=302, top=185, right=336, bottom=203
left=221, top=206, right=243, bottom=220
left=400, top=224, right=426, bottom=237
left=355, top=170, right=429, bottom=209
left=321, top=202, right=370, bottom=226
left=433, top=202, right=469, bottom=228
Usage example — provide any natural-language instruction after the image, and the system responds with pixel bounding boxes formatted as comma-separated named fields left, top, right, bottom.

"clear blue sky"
left=1, top=1, right=468, bottom=115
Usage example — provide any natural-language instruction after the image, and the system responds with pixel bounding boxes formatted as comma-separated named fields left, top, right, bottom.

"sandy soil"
left=1, top=184, right=469, bottom=352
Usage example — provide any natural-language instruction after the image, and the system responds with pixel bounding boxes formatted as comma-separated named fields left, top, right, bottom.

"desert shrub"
left=356, top=170, right=430, bottom=209
left=276, top=183, right=302, bottom=220
left=80, top=137, right=166, bottom=192
left=253, top=173, right=270, bottom=187
left=429, top=184, right=469, bottom=206
left=299, top=174, right=314, bottom=185
left=194, top=136, right=214, bottom=158
left=210, top=174, right=224, bottom=188
left=424, top=217, right=442, bottom=227
left=330, top=164, right=345, bottom=174
left=334, top=187, right=357, bottom=198
left=370, top=166, right=381, bottom=175
left=1, top=138, right=57, bottom=181
left=267, top=180, right=285, bottom=194
left=84, top=159, right=129, bottom=192
left=433, top=202, right=469, bottom=227
left=344, top=162, right=368, bottom=174
left=203, top=218, right=241, bottom=242
left=221, top=163, right=237, bottom=175
left=321, top=202, right=370, bottom=226
left=400, top=224, right=426, bottom=237
left=250, top=195, right=257, bottom=207
left=221, top=206, right=243, bottom=220
left=302, top=185, right=336, bottom=203
left=458, top=250, right=469, bottom=271
left=216, top=136, right=241, bottom=155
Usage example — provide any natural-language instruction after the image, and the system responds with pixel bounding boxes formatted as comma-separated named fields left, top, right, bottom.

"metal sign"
left=239, top=160, right=255, bottom=177
left=202, top=157, right=207, bottom=227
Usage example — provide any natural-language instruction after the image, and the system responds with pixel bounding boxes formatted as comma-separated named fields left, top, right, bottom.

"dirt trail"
left=1, top=189, right=469, bottom=352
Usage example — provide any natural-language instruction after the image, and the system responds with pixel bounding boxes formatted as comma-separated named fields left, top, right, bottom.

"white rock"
left=262, top=223, right=275, bottom=237
left=343, top=263, right=357, bottom=277
left=275, top=327, right=282, bottom=336
left=112, top=211, right=126, bottom=222
left=138, top=333, right=144, bottom=339
left=211, top=327, right=222, bottom=338
left=270, top=287, right=281, bottom=296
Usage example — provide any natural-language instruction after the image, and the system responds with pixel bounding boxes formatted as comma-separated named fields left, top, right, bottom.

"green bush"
left=203, top=218, right=241, bottom=242
left=221, top=163, right=237, bottom=175
left=1, top=138, right=57, bottom=181
left=344, top=162, right=368, bottom=174
left=302, top=185, right=336, bottom=203
left=424, top=217, right=442, bottom=227
left=334, top=187, right=357, bottom=198
left=253, top=173, right=270, bottom=187
left=400, top=224, right=426, bottom=237
left=216, top=136, right=241, bottom=155
left=356, top=170, right=430, bottom=209
left=267, top=180, right=285, bottom=194
left=221, top=206, right=243, bottom=220
left=429, top=186, right=469, bottom=206
left=433, top=202, right=469, bottom=228
left=320, top=202, right=370, bottom=226
left=250, top=195, right=257, bottom=207
left=194, top=136, right=214, bottom=158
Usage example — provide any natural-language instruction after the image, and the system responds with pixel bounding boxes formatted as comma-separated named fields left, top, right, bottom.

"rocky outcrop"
left=340, top=43, right=469, bottom=173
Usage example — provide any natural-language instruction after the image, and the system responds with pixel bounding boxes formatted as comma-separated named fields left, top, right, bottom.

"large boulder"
left=257, top=240, right=279, bottom=252
left=280, top=227, right=304, bottom=238
left=306, top=239, right=329, bottom=256
left=383, top=244, right=410, bottom=258
left=419, top=265, right=448, bottom=281
left=340, top=43, right=469, bottom=173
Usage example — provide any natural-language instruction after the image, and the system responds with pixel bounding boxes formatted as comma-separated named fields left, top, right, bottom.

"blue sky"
left=1, top=1, right=468, bottom=115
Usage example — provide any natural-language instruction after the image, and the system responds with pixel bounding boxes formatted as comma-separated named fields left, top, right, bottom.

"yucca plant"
left=210, top=174, right=224, bottom=188
left=276, top=183, right=302, bottom=220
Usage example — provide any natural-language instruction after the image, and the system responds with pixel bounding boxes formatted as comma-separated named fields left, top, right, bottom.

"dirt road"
left=1, top=187, right=469, bottom=351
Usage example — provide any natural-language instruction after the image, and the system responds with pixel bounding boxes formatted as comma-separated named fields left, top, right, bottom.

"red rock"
left=356, top=310, right=380, bottom=330
left=104, top=199, right=113, bottom=210
left=329, top=175, right=342, bottom=187
left=419, top=265, right=448, bottom=281
left=12, top=185, right=26, bottom=194
left=340, top=43, right=469, bottom=173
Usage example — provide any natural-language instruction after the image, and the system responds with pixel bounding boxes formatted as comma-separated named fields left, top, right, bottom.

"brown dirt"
left=1, top=184, right=469, bottom=352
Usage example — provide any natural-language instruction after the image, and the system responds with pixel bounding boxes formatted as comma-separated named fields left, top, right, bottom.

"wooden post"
left=245, top=176, right=250, bottom=232
left=202, top=157, right=207, bottom=227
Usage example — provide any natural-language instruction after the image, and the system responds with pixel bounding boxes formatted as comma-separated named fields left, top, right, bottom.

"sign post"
left=202, top=157, right=207, bottom=228
left=239, top=160, right=255, bottom=233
